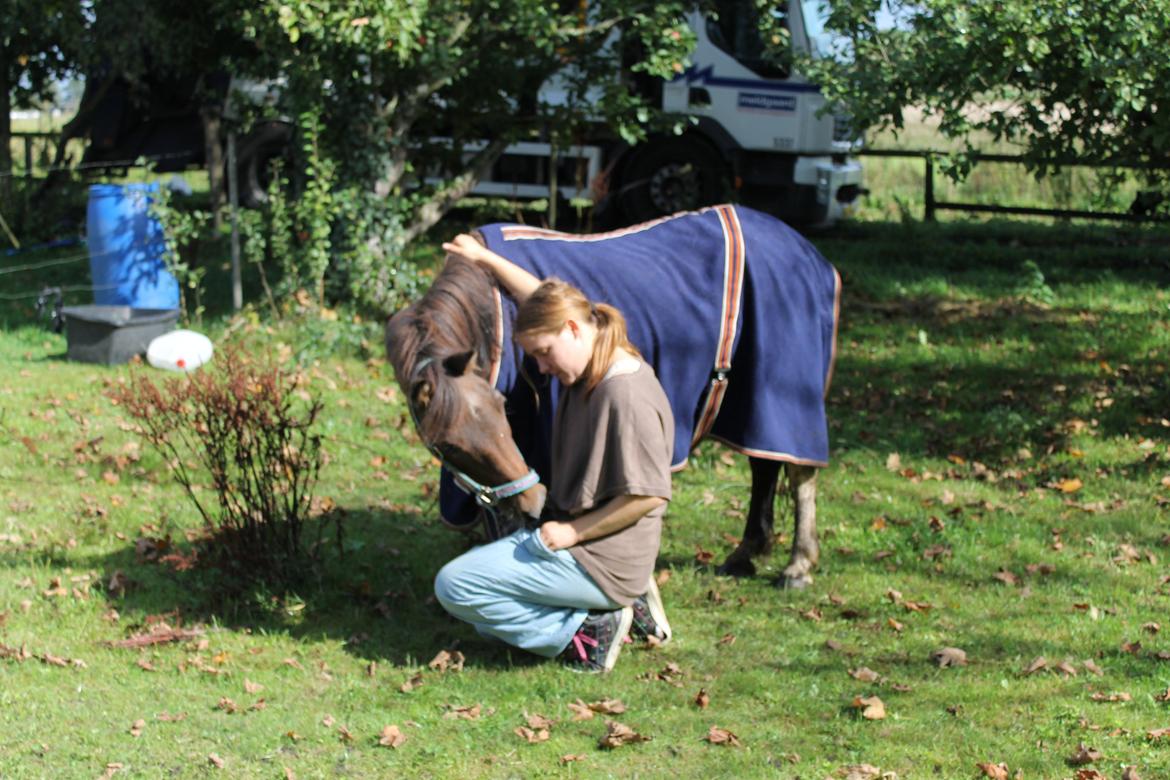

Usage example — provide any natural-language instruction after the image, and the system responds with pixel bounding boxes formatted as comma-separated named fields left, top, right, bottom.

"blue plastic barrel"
left=87, top=183, right=179, bottom=309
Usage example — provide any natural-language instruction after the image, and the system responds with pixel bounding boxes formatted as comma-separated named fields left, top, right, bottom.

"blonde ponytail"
left=515, top=279, right=641, bottom=392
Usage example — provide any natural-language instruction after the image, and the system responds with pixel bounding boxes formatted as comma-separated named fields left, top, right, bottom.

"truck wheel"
left=234, top=121, right=294, bottom=208
left=619, top=137, right=729, bottom=223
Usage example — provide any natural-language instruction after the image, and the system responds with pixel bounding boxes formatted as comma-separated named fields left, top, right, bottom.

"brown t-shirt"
left=549, top=360, right=674, bottom=605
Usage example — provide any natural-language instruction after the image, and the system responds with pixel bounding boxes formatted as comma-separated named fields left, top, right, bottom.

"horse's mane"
left=385, top=255, right=498, bottom=442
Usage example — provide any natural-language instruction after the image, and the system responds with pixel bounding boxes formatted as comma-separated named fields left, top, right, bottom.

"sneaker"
left=560, top=607, right=634, bottom=673
left=630, top=576, right=672, bottom=644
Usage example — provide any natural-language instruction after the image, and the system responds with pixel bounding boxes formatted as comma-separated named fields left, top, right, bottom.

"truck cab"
left=477, top=0, right=863, bottom=227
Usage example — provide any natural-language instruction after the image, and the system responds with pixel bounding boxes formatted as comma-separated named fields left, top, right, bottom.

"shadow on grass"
left=81, top=506, right=540, bottom=671
left=828, top=299, right=1167, bottom=465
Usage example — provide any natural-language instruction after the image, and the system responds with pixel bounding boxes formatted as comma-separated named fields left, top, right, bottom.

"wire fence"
left=0, top=241, right=150, bottom=309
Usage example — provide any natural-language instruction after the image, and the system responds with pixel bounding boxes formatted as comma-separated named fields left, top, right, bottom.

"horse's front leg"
left=716, top=457, right=781, bottom=577
left=777, top=463, right=818, bottom=589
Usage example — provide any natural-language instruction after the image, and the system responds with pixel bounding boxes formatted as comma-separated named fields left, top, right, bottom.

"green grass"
left=4, top=212, right=1170, bottom=777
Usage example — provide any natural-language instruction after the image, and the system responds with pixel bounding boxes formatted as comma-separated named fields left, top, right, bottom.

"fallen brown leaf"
left=704, top=725, right=742, bottom=746
left=244, top=679, right=262, bottom=694
left=217, top=697, right=239, bottom=714
left=443, top=704, right=483, bottom=720
left=427, top=649, right=465, bottom=672
left=399, top=673, right=424, bottom=693
left=1067, top=742, right=1102, bottom=765
left=1089, top=691, right=1131, bottom=703
left=993, top=570, right=1019, bottom=586
left=208, top=754, right=225, bottom=769
left=694, top=688, right=710, bottom=709
left=931, top=647, right=968, bottom=668
left=1147, top=727, right=1170, bottom=740
left=525, top=713, right=554, bottom=729
left=515, top=726, right=550, bottom=743
left=560, top=754, right=587, bottom=764
left=1024, top=656, right=1048, bottom=675
left=598, top=720, right=651, bottom=749
left=976, top=763, right=1010, bottom=780
left=129, top=719, right=145, bottom=738
left=853, top=695, right=885, bottom=720
left=839, top=764, right=882, bottom=780
left=588, top=698, right=626, bottom=715
left=1083, top=659, right=1104, bottom=676
left=568, top=699, right=594, bottom=721
left=848, top=667, right=881, bottom=683
left=378, top=725, right=407, bottom=748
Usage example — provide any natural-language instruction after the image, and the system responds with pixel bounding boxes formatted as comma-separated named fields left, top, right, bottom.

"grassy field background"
left=2, top=197, right=1169, bottom=777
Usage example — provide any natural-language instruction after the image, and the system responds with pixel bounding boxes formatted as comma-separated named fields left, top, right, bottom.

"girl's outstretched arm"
left=442, top=233, right=540, bottom=302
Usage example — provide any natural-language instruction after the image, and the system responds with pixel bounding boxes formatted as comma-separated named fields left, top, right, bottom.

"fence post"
left=924, top=153, right=935, bottom=221
left=24, top=136, right=33, bottom=179
left=227, top=130, right=242, bottom=312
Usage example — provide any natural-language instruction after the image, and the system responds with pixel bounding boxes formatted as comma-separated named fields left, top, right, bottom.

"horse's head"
left=386, top=275, right=546, bottom=524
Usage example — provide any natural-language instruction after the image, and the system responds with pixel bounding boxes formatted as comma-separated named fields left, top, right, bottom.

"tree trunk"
left=34, top=75, right=115, bottom=203
left=1, top=40, right=13, bottom=205
left=202, top=107, right=224, bottom=229
left=400, top=137, right=509, bottom=244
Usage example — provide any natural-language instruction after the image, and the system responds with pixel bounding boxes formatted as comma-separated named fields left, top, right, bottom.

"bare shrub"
left=110, top=347, right=334, bottom=584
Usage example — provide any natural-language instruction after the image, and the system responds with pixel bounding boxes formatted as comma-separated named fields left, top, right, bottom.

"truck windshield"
left=800, top=0, right=835, bottom=58
left=705, top=0, right=790, bottom=79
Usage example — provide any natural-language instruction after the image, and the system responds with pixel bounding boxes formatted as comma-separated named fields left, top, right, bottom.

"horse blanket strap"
left=690, top=205, right=746, bottom=449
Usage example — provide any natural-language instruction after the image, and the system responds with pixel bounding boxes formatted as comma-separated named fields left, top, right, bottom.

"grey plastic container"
left=62, top=305, right=179, bottom=365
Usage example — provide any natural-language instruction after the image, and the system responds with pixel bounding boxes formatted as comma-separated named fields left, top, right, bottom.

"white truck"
left=471, top=0, right=863, bottom=227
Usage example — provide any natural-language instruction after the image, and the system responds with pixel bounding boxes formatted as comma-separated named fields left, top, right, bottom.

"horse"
left=385, top=204, right=840, bottom=588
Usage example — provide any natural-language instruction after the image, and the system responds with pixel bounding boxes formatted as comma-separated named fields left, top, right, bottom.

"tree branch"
left=401, top=137, right=509, bottom=244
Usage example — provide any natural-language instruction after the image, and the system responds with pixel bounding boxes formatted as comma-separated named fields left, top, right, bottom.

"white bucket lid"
left=147, top=329, right=214, bottom=372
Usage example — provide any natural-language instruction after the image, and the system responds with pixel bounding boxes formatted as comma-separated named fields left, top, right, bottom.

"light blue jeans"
left=434, top=528, right=621, bottom=658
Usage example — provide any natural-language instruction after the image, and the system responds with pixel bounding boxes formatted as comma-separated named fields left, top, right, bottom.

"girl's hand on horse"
left=539, top=520, right=580, bottom=551
left=442, top=234, right=490, bottom=266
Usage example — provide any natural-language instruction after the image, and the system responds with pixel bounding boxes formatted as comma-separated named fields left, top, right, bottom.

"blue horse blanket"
left=439, top=204, right=840, bottom=527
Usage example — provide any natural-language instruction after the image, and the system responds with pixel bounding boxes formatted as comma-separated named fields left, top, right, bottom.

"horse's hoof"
left=775, top=573, right=813, bottom=589
left=715, top=557, right=756, bottom=577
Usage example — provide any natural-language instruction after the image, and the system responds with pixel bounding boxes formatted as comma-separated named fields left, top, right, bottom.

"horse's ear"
left=442, top=350, right=475, bottom=377
left=411, top=378, right=433, bottom=411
